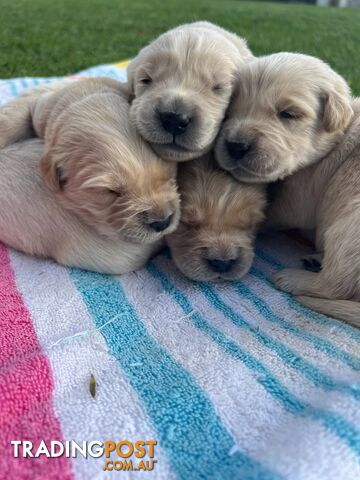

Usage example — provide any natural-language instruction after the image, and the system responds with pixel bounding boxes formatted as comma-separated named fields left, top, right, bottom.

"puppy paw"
left=301, top=253, right=322, bottom=273
left=272, top=269, right=301, bottom=294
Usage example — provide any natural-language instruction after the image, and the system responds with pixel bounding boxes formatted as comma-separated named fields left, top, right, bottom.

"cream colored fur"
left=166, top=154, right=266, bottom=281
left=0, top=140, right=160, bottom=273
left=270, top=101, right=360, bottom=328
left=215, top=52, right=359, bottom=327
left=215, top=52, right=353, bottom=183
left=128, top=21, right=254, bottom=162
left=0, top=78, right=180, bottom=246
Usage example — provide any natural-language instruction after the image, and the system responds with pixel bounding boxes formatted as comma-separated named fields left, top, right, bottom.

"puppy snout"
left=207, top=258, right=236, bottom=274
left=159, top=111, right=191, bottom=136
left=147, top=214, right=173, bottom=233
left=226, top=141, right=251, bottom=161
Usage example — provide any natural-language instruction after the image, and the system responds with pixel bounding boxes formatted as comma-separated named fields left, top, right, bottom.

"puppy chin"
left=151, top=143, right=200, bottom=162
left=215, top=149, right=284, bottom=184
left=172, top=252, right=253, bottom=282
left=122, top=213, right=180, bottom=245
left=121, top=228, right=164, bottom=245
left=227, top=165, right=291, bottom=184
left=172, top=259, right=219, bottom=282
left=226, top=167, right=275, bottom=184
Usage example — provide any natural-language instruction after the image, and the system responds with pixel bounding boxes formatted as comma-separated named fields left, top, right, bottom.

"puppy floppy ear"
left=117, top=81, right=135, bottom=104
left=126, top=61, right=137, bottom=100
left=322, top=80, right=353, bottom=133
left=39, top=149, right=67, bottom=193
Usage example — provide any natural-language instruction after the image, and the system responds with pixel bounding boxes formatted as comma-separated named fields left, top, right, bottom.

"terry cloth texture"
left=0, top=63, right=359, bottom=480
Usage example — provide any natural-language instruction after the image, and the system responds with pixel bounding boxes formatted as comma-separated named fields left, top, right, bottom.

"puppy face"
left=166, top=156, right=266, bottom=281
left=215, top=53, right=353, bottom=183
left=128, top=22, right=253, bottom=162
left=40, top=123, right=180, bottom=245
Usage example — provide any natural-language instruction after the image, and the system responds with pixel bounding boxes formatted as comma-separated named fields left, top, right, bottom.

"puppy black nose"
left=159, top=112, right=190, bottom=136
left=207, top=258, right=236, bottom=274
left=148, top=214, right=173, bottom=233
left=226, top=141, right=251, bottom=161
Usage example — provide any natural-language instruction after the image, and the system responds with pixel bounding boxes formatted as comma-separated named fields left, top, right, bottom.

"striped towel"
left=0, top=63, right=359, bottom=480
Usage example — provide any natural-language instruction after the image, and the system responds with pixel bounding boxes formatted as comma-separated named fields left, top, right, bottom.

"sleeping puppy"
left=166, top=154, right=266, bottom=281
left=127, top=21, right=253, bottom=162
left=0, top=78, right=180, bottom=246
left=0, top=140, right=162, bottom=274
left=215, top=52, right=360, bottom=327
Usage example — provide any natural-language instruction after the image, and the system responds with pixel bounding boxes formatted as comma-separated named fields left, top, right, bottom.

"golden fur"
left=0, top=78, right=180, bottom=245
left=215, top=52, right=359, bottom=326
left=128, top=21, right=253, bottom=162
left=166, top=154, right=266, bottom=281
left=215, top=52, right=353, bottom=183
left=0, top=140, right=161, bottom=274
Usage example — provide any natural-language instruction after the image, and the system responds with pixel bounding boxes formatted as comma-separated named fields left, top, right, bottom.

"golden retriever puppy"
left=0, top=140, right=161, bottom=274
left=215, top=53, right=353, bottom=183
left=166, top=154, right=266, bottom=281
left=0, top=78, right=180, bottom=245
left=127, top=21, right=253, bottom=162
left=215, top=52, right=360, bottom=327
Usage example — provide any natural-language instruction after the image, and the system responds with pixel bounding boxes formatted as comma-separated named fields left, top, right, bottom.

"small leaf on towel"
left=89, top=373, right=96, bottom=398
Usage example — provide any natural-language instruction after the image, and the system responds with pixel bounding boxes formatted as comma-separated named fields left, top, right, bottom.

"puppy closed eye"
left=140, top=76, right=152, bottom=86
left=212, top=83, right=230, bottom=95
left=213, top=84, right=224, bottom=93
left=278, top=110, right=301, bottom=121
left=107, top=188, right=123, bottom=197
left=55, top=166, right=67, bottom=190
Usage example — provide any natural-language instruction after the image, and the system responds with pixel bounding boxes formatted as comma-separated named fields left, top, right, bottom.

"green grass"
left=0, top=0, right=359, bottom=94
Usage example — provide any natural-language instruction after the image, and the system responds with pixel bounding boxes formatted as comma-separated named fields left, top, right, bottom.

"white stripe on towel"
left=118, top=262, right=360, bottom=480
left=153, top=254, right=360, bottom=427
left=9, top=250, right=174, bottom=480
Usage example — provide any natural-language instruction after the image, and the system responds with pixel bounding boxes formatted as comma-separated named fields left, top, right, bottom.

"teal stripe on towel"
left=8, top=79, right=18, bottom=97
left=160, top=248, right=359, bottom=371
left=19, top=78, right=29, bottom=89
left=147, top=262, right=360, bottom=457
left=248, top=266, right=360, bottom=371
left=256, top=247, right=360, bottom=343
left=69, top=267, right=278, bottom=480
left=198, top=279, right=360, bottom=399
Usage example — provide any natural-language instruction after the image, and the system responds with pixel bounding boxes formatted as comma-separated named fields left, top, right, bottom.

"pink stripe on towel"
left=0, top=243, right=73, bottom=480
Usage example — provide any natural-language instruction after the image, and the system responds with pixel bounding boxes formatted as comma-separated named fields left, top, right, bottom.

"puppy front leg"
left=272, top=269, right=326, bottom=297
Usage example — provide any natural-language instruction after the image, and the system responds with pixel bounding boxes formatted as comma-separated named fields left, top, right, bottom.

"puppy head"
left=215, top=52, right=353, bottom=183
left=40, top=111, right=180, bottom=244
left=166, top=156, right=266, bottom=281
left=127, top=21, right=253, bottom=162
